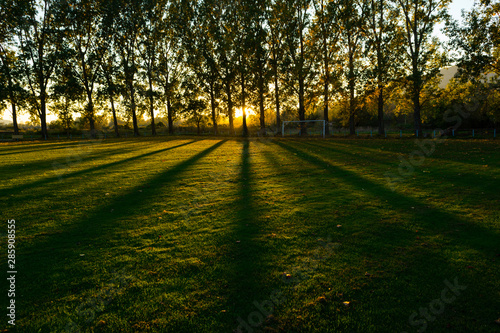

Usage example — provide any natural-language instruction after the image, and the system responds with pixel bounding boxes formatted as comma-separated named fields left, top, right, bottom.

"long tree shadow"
left=262, top=140, right=499, bottom=332
left=222, top=139, right=274, bottom=332
left=0, top=140, right=197, bottom=202
left=272, top=140, right=500, bottom=256
left=0, top=145, right=141, bottom=178
left=0, top=140, right=103, bottom=156
left=299, top=140, right=500, bottom=202
left=15, top=140, right=227, bottom=311
left=339, top=138, right=500, bottom=167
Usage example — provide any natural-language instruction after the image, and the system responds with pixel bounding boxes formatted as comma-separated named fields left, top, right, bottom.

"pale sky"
left=435, top=0, right=476, bottom=42
left=1, top=0, right=478, bottom=125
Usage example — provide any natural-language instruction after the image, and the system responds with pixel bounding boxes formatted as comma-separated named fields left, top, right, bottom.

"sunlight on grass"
left=0, top=137, right=498, bottom=332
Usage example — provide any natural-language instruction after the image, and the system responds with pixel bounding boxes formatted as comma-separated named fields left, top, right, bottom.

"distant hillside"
left=439, top=65, right=498, bottom=88
left=439, top=66, right=458, bottom=88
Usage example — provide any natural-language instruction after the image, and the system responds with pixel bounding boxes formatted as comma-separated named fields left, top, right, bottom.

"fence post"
left=453, top=129, right=454, bottom=137
left=433, top=130, right=435, bottom=138
left=400, top=130, right=402, bottom=138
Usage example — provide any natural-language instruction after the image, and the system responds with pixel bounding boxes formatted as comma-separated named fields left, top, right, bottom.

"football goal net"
left=282, top=120, right=326, bottom=138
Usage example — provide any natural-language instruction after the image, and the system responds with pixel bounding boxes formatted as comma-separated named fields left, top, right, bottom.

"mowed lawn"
left=0, top=136, right=499, bottom=332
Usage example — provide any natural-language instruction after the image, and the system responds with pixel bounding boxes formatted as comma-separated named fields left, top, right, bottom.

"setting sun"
left=234, top=107, right=256, bottom=118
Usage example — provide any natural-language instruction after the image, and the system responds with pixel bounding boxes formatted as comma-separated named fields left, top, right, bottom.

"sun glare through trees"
left=0, top=0, right=499, bottom=332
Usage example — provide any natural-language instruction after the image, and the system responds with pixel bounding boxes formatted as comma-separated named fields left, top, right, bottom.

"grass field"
left=1, top=136, right=499, bottom=332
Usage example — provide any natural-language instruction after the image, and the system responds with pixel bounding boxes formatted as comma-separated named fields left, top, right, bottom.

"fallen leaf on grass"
left=343, top=301, right=350, bottom=306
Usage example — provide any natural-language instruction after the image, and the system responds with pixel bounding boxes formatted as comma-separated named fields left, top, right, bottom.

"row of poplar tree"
left=0, top=0, right=498, bottom=138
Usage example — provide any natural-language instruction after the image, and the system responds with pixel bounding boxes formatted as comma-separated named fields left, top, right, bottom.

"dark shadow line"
left=298, top=140, right=500, bottom=199
left=19, top=140, right=227, bottom=258
left=0, top=145, right=142, bottom=176
left=272, top=140, right=499, bottom=254
left=0, top=140, right=198, bottom=200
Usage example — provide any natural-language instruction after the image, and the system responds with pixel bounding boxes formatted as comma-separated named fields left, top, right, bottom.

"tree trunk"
left=11, top=101, right=19, bottom=135
left=377, top=0, right=384, bottom=136
left=40, top=93, right=48, bottom=139
left=226, top=79, right=234, bottom=133
left=149, top=76, right=156, bottom=136
left=272, top=41, right=281, bottom=134
left=298, top=24, right=306, bottom=135
left=209, top=81, right=218, bottom=135
left=348, top=49, right=356, bottom=135
left=241, top=68, right=248, bottom=137
left=413, top=86, right=422, bottom=134
left=412, top=62, right=422, bottom=134
left=378, top=85, right=384, bottom=135
left=105, top=72, right=120, bottom=138
left=110, top=94, right=119, bottom=137
left=258, top=71, right=265, bottom=135
left=87, top=97, right=96, bottom=138
left=164, top=69, right=174, bottom=134
left=274, top=69, right=281, bottom=135
left=130, top=81, right=139, bottom=136
left=322, top=25, right=330, bottom=135
left=323, top=68, right=330, bottom=136
left=6, top=68, right=19, bottom=135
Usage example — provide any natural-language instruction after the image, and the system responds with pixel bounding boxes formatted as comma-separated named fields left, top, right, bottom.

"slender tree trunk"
left=110, top=94, right=119, bottom=137
left=298, top=25, right=306, bottom=135
left=209, top=81, right=218, bottom=135
left=5, top=67, right=19, bottom=135
left=241, top=68, right=248, bottom=137
left=226, top=79, right=234, bottom=133
left=273, top=64, right=280, bottom=135
left=149, top=76, right=156, bottom=136
left=348, top=46, right=356, bottom=135
left=320, top=1, right=330, bottom=135
left=412, top=61, right=422, bottom=134
left=271, top=39, right=281, bottom=134
left=166, top=95, right=173, bottom=134
left=87, top=95, right=96, bottom=137
left=323, top=56, right=330, bottom=136
left=378, top=85, right=384, bottom=135
left=10, top=98, right=19, bottom=135
left=258, top=71, right=265, bottom=135
left=64, top=97, right=70, bottom=138
left=377, top=0, right=385, bottom=135
left=413, top=85, right=422, bottom=134
left=130, top=80, right=139, bottom=136
left=40, top=92, right=48, bottom=139
left=164, top=69, right=174, bottom=134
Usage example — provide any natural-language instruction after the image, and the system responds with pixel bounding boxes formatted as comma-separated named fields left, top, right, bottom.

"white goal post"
left=282, top=120, right=326, bottom=138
